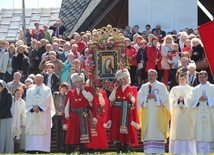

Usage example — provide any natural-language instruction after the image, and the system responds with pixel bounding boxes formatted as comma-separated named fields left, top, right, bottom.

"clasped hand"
left=199, top=96, right=208, bottom=102
left=178, top=96, right=184, bottom=101
left=147, top=93, right=156, bottom=99
left=33, top=105, right=39, bottom=113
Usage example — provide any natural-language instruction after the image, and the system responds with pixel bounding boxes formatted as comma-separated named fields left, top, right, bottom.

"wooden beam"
left=88, top=0, right=119, bottom=31
left=116, top=0, right=128, bottom=28
left=77, top=0, right=109, bottom=32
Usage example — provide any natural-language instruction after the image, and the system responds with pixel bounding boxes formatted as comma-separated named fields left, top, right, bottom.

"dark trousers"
left=115, top=142, right=129, bottom=153
left=129, top=66, right=137, bottom=85
left=65, top=144, right=72, bottom=154
left=155, top=66, right=163, bottom=82
left=79, top=143, right=86, bottom=154
left=14, top=139, right=20, bottom=153
left=169, top=68, right=177, bottom=89
left=53, top=115, right=65, bottom=150
left=66, top=144, right=86, bottom=154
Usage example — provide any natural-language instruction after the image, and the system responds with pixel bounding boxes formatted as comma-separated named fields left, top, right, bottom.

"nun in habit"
left=0, top=79, right=14, bottom=153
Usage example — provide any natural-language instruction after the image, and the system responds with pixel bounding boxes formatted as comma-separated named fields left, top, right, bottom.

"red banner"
left=198, top=21, right=214, bottom=75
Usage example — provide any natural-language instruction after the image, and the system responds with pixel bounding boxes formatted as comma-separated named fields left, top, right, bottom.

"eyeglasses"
left=148, top=74, right=156, bottom=77
left=198, top=76, right=207, bottom=79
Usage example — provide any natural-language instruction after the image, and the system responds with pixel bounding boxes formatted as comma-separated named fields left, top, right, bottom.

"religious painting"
left=86, top=24, right=127, bottom=91
left=95, top=50, right=120, bottom=79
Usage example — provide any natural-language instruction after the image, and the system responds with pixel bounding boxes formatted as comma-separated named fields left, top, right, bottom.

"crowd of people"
left=0, top=20, right=213, bottom=155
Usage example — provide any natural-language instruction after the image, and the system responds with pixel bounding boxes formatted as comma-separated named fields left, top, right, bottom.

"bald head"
left=35, top=74, right=44, bottom=86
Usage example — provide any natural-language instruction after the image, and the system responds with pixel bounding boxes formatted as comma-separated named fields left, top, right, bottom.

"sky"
left=0, top=0, right=62, bottom=10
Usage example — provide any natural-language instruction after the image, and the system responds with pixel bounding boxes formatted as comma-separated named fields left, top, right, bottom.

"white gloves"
left=103, top=120, right=112, bottom=129
left=131, top=121, right=140, bottom=129
left=63, top=124, right=68, bottom=130
left=93, top=117, right=98, bottom=124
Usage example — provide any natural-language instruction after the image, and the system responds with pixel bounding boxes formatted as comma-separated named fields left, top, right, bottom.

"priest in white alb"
left=189, top=70, right=214, bottom=154
left=25, top=74, right=55, bottom=153
left=169, top=73, right=196, bottom=154
left=138, top=69, right=170, bottom=154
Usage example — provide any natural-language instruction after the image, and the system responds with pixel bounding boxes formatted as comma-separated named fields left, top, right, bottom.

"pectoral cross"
left=35, top=89, right=41, bottom=95
left=202, top=90, right=206, bottom=96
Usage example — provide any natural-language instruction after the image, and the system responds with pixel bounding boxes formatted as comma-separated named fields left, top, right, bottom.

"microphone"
left=148, top=85, right=152, bottom=93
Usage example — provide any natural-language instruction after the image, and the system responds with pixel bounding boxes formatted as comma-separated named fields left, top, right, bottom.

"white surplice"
left=169, top=85, right=196, bottom=154
left=138, top=81, right=169, bottom=137
left=189, top=82, right=214, bottom=154
left=25, top=84, right=55, bottom=152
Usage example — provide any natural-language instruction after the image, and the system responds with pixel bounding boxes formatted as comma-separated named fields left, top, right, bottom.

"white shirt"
left=47, top=74, right=52, bottom=88
left=122, top=85, right=128, bottom=92
left=76, top=88, right=80, bottom=95
left=64, top=51, right=70, bottom=58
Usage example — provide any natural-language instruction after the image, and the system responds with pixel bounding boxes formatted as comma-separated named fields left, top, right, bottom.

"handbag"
left=196, top=58, right=209, bottom=70
left=137, top=63, right=144, bottom=70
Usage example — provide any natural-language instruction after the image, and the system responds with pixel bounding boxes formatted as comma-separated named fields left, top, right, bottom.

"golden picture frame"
left=89, top=42, right=125, bottom=80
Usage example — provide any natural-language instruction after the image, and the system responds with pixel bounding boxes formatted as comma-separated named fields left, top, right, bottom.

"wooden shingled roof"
left=59, top=0, right=91, bottom=36
left=59, top=0, right=213, bottom=36
left=87, top=0, right=128, bottom=30
left=59, top=0, right=128, bottom=37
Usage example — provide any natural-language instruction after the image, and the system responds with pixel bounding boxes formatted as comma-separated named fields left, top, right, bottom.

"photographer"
left=39, top=51, right=64, bottom=81
left=49, top=19, right=66, bottom=38
left=41, top=63, right=60, bottom=93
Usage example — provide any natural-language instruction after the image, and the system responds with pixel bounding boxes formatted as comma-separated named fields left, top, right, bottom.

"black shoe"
left=122, top=143, right=129, bottom=153
left=115, top=142, right=122, bottom=154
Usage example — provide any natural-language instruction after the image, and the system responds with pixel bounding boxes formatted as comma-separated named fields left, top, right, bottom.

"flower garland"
left=84, top=51, right=116, bottom=91
left=86, top=38, right=129, bottom=91
left=121, top=48, right=130, bottom=70
left=97, top=37, right=119, bottom=50
left=84, top=49, right=95, bottom=81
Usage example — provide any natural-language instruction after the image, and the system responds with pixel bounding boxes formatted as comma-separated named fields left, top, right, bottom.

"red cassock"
left=64, top=87, right=93, bottom=144
left=110, top=85, right=139, bottom=146
left=86, top=91, right=110, bottom=149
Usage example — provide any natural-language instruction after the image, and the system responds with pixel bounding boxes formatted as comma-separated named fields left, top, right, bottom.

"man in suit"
left=187, top=63, right=199, bottom=87
left=38, top=39, right=47, bottom=61
left=49, top=19, right=66, bottom=38
left=59, top=42, right=71, bottom=62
